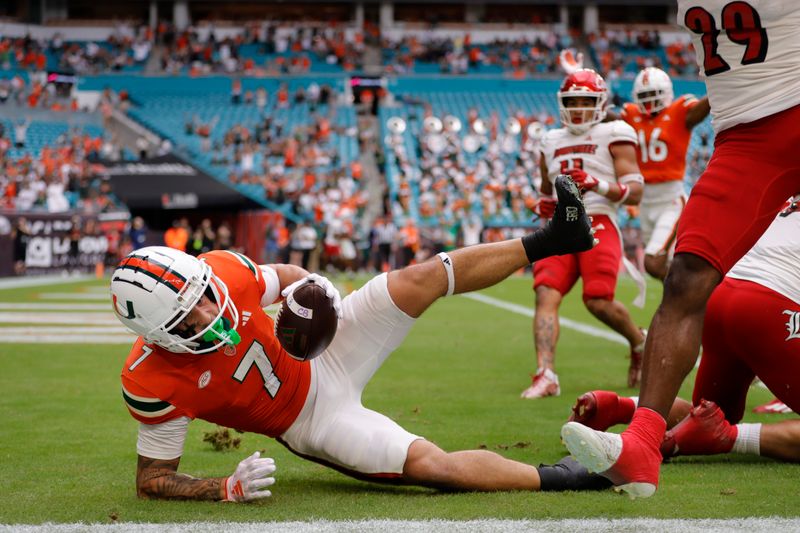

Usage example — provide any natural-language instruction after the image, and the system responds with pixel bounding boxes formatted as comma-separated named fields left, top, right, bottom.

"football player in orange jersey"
left=620, top=67, right=710, bottom=281
left=111, top=176, right=611, bottom=502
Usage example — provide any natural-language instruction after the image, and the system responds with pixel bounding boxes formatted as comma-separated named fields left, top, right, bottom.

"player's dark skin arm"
left=136, top=455, right=227, bottom=501
left=685, top=96, right=710, bottom=129
left=606, top=95, right=710, bottom=128
left=539, top=155, right=553, bottom=196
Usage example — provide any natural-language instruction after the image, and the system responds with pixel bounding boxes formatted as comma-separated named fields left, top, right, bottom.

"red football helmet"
left=557, top=69, right=609, bottom=134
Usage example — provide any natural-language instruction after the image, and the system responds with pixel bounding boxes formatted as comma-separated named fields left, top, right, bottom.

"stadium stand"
left=380, top=78, right=710, bottom=230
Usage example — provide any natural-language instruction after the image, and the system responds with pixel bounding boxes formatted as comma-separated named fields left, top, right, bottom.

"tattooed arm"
left=134, top=418, right=276, bottom=502
left=136, top=452, right=277, bottom=502
left=136, top=455, right=226, bottom=500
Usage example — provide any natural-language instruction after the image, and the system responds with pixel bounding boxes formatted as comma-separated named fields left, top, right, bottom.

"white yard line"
left=0, top=275, right=94, bottom=290
left=2, top=518, right=799, bottom=533
left=0, top=303, right=110, bottom=310
left=38, top=293, right=110, bottom=300
left=0, top=312, right=118, bottom=324
left=463, top=292, right=627, bottom=346
left=0, top=326, right=130, bottom=334
left=0, top=334, right=133, bottom=344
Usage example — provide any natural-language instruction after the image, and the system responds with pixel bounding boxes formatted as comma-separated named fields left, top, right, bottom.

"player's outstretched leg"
left=388, top=175, right=594, bottom=318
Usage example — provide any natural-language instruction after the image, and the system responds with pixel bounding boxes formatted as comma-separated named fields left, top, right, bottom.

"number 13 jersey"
left=678, top=0, right=800, bottom=133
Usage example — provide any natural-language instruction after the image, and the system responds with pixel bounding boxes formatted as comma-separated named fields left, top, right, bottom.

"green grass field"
left=0, top=275, right=797, bottom=525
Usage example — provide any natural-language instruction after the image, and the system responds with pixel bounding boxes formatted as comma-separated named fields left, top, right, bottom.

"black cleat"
left=521, top=174, right=595, bottom=263
left=538, top=456, right=613, bottom=492
left=549, top=174, right=595, bottom=255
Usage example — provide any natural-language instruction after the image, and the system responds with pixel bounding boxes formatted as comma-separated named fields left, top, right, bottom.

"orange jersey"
left=120, top=250, right=311, bottom=437
left=621, top=95, right=699, bottom=184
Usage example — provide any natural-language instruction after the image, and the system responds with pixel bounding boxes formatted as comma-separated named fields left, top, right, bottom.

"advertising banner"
left=106, top=154, right=256, bottom=209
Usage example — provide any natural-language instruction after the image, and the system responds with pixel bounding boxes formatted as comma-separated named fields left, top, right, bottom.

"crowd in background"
left=386, top=106, right=550, bottom=228
left=0, top=27, right=151, bottom=75
left=158, top=21, right=363, bottom=75
left=0, top=20, right=707, bottom=277
left=382, top=31, right=569, bottom=76
left=589, top=29, right=700, bottom=80
left=0, top=123, right=124, bottom=214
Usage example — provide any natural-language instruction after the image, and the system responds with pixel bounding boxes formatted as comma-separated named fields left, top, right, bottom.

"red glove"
left=564, top=168, right=601, bottom=192
left=532, top=197, right=557, bottom=219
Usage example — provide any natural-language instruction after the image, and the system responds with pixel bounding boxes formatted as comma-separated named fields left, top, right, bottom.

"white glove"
left=558, top=49, right=584, bottom=74
left=224, top=451, right=276, bottom=502
left=281, top=273, right=343, bottom=319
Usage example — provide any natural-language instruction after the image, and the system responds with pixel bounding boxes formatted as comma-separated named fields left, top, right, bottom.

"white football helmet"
left=526, top=121, right=545, bottom=144
left=633, top=67, right=673, bottom=116
left=110, top=246, right=239, bottom=354
left=557, top=69, right=609, bottom=135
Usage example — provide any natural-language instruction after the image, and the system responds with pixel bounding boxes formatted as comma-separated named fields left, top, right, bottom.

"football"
left=274, top=279, right=339, bottom=361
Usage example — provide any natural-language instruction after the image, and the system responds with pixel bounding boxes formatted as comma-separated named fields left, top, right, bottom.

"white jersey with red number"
left=677, top=0, right=800, bottom=133
left=727, top=204, right=800, bottom=305
left=541, top=120, right=638, bottom=221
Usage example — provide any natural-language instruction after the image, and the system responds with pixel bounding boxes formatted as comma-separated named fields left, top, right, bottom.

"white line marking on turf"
left=0, top=326, right=130, bottom=334
left=463, top=292, right=627, bottom=345
left=0, top=334, right=133, bottom=344
left=2, top=518, right=799, bottom=533
left=0, top=274, right=94, bottom=290
left=0, top=303, right=110, bottom=310
left=38, top=293, right=110, bottom=300
left=0, top=312, right=117, bottom=324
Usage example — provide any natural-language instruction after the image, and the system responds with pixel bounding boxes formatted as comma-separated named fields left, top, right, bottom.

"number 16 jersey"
left=678, top=0, right=800, bottom=133
left=621, top=95, right=699, bottom=185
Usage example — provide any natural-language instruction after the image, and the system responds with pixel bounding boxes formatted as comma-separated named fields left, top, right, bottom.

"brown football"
left=274, top=279, right=338, bottom=361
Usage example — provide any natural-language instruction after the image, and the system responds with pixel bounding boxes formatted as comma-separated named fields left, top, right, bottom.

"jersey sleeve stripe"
left=224, top=250, right=258, bottom=278
left=122, top=386, right=175, bottom=417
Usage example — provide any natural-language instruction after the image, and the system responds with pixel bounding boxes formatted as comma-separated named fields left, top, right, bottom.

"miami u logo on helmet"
left=112, top=294, right=136, bottom=319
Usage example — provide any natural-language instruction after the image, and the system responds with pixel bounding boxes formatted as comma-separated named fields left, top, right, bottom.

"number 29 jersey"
left=120, top=251, right=311, bottom=437
left=678, top=1, right=800, bottom=133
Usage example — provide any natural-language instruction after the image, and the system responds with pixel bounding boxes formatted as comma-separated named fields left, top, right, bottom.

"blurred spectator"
left=214, top=222, right=233, bottom=250
left=290, top=220, right=318, bottom=270
left=231, top=78, right=242, bottom=105
left=398, top=218, right=420, bottom=267
left=11, top=217, right=31, bottom=275
left=372, top=214, right=396, bottom=272
left=129, top=216, right=148, bottom=250
left=164, top=218, right=189, bottom=251
left=14, top=118, right=31, bottom=148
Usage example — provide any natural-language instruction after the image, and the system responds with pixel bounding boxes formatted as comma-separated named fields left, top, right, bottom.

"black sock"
left=537, top=457, right=612, bottom=492
left=521, top=226, right=557, bottom=263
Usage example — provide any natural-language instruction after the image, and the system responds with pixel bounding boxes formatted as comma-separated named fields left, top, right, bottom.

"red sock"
left=627, top=407, right=667, bottom=450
